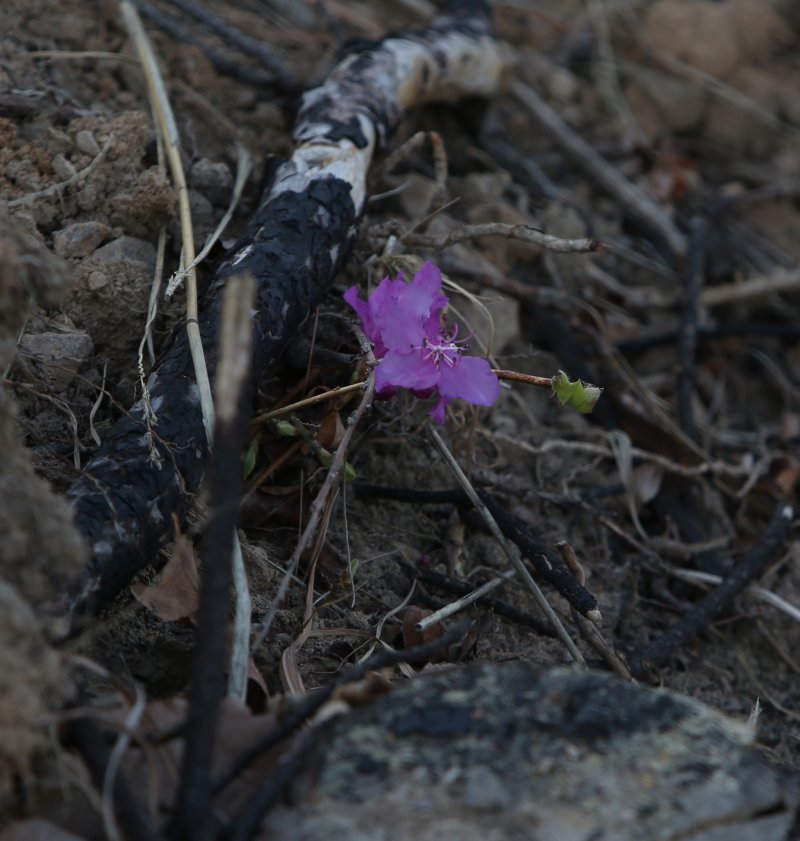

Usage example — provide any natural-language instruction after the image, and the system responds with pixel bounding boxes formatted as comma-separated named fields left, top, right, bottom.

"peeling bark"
left=65, top=0, right=503, bottom=618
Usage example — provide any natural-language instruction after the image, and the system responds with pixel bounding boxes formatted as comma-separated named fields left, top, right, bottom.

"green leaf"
left=551, top=370, right=602, bottom=414
left=273, top=420, right=298, bottom=438
left=243, top=438, right=259, bottom=478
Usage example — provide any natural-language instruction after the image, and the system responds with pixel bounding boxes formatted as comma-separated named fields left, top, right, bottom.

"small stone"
left=398, top=174, right=439, bottom=220
left=168, top=190, right=214, bottom=250
left=17, top=331, right=94, bottom=392
left=624, top=70, right=706, bottom=137
left=51, top=154, right=76, bottom=181
left=644, top=0, right=739, bottom=79
left=459, top=767, right=512, bottom=812
left=74, top=129, right=100, bottom=157
left=92, top=235, right=157, bottom=275
left=76, top=182, right=98, bottom=212
left=189, top=157, right=233, bottom=205
left=87, top=271, right=109, bottom=291
left=53, top=221, right=112, bottom=258
left=548, top=66, right=578, bottom=103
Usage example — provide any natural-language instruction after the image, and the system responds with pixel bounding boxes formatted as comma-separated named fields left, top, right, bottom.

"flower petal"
left=429, top=395, right=450, bottom=424
left=412, top=261, right=443, bottom=297
left=343, top=286, right=373, bottom=337
left=437, top=355, right=500, bottom=407
left=374, top=264, right=445, bottom=351
left=374, top=349, right=440, bottom=393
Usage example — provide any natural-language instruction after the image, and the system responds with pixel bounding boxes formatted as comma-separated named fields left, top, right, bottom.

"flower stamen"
left=418, top=335, right=462, bottom=368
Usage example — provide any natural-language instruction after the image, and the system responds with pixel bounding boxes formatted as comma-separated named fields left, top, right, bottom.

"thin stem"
left=250, top=380, right=366, bottom=425
left=492, top=369, right=552, bottom=388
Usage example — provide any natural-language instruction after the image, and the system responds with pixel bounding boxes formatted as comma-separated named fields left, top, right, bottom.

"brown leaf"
left=131, top=528, right=200, bottom=623
left=317, top=405, right=345, bottom=450
left=631, top=463, right=664, bottom=507
left=121, top=695, right=287, bottom=820
left=771, top=455, right=800, bottom=497
left=402, top=606, right=444, bottom=652
left=246, top=658, right=269, bottom=713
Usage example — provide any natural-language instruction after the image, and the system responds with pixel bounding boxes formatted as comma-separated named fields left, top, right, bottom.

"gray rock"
left=74, top=129, right=100, bottom=157
left=17, top=331, right=93, bottom=392
left=51, top=154, right=76, bottom=181
left=53, top=221, right=111, bottom=258
left=86, top=271, right=108, bottom=291
left=92, top=235, right=156, bottom=275
left=267, top=663, right=799, bottom=841
left=189, top=157, right=233, bottom=205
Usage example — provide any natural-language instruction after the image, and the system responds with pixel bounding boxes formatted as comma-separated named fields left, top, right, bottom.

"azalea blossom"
left=344, top=262, right=500, bottom=422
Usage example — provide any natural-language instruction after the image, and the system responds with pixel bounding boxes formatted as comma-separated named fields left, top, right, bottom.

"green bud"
left=551, top=370, right=602, bottom=414
left=274, top=420, right=298, bottom=437
left=243, top=439, right=258, bottom=478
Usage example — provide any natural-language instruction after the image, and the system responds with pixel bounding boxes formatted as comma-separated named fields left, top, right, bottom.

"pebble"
left=75, top=129, right=100, bottom=157
left=92, top=235, right=157, bottom=275
left=17, top=331, right=94, bottom=392
left=51, top=154, right=76, bottom=181
left=644, top=0, right=739, bottom=79
left=459, top=767, right=512, bottom=812
left=76, top=182, right=98, bottom=212
left=87, top=271, right=109, bottom=291
left=53, top=221, right=111, bottom=258
left=189, top=157, right=233, bottom=205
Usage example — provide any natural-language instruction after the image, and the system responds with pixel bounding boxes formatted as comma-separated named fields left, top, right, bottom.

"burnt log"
left=65, top=1, right=503, bottom=619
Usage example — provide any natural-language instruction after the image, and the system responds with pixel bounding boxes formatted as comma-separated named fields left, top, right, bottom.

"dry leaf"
left=631, top=463, right=664, bottom=507
left=247, top=658, right=269, bottom=712
left=131, top=529, right=200, bottom=622
left=317, top=405, right=345, bottom=450
left=402, top=606, right=444, bottom=652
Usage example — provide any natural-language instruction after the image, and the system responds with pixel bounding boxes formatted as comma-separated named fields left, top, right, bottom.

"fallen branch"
left=629, top=503, right=794, bottom=681
left=168, top=275, right=255, bottom=841
left=700, top=267, right=800, bottom=307
left=65, top=0, right=503, bottom=620
left=676, top=216, right=706, bottom=441
left=395, top=221, right=609, bottom=253
left=405, top=561, right=556, bottom=636
left=511, top=79, right=687, bottom=259
left=353, top=482, right=600, bottom=621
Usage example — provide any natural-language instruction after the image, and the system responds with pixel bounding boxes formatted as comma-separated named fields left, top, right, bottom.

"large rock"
left=17, top=330, right=93, bottom=392
left=267, top=662, right=800, bottom=841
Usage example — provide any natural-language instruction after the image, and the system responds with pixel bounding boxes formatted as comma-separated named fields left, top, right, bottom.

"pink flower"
left=344, top=262, right=500, bottom=423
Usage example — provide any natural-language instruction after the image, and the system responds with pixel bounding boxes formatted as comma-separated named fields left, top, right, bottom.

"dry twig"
left=169, top=274, right=256, bottom=841
left=415, top=569, right=516, bottom=632
left=511, top=79, right=687, bottom=258
left=378, top=220, right=609, bottom=253
left=7, top=135, right=112, bottom=208
left=428, top=426, right=587, bottom=665
left=120, top=0, right=251, bottom=700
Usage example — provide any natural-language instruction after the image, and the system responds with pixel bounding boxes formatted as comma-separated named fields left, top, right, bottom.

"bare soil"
left=2, top=0, right=800, bottom=835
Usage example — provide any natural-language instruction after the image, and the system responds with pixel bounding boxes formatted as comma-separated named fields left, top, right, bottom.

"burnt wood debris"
left=64, top=0, right=504, bottom=621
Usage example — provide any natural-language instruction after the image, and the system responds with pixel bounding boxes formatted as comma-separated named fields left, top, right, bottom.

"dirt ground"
left=2, top=0, right=800, bottom=835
